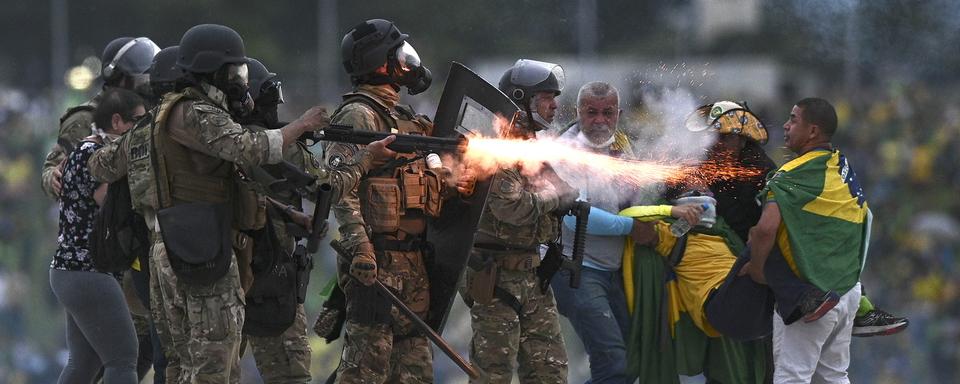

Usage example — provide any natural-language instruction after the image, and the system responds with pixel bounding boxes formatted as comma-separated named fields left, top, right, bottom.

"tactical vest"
left=152, top=89, right=235, bottom=209
left=126, top=109, right=158, bottom=213
left=336, top=93, right=443, bottom=235
left=476, top=169, right=559, bottom=248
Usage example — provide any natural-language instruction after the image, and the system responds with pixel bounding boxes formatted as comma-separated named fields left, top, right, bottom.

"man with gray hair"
left=553, top=81, right=702, bottom=383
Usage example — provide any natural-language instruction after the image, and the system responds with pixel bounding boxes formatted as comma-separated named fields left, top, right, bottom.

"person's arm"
left=42, top=111, right=94, bottom=198
left=170, top=102, right=323, bottom=169
left=486, top=167, right=560, bottom=226
left=324, top=103, right=385, bottom=252
left=740, top=201, right=781, bottom=284
left=563, top=206, right=634, bottom=236
left=87, top=134, right=129, bottom=183
left=618, top=204, right=673, bottom=222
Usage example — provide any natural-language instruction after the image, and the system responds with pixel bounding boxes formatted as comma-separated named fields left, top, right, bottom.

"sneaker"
left=800, top=289, right=841, bottom=323
left=853, top=309, right=909, bottom=337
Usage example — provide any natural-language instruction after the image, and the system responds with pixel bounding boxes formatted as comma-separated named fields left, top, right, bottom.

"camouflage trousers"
left=150, top=236, right=245, bottom=384
left=246, top=304, right=312, bottom=384
left=462, top=259, right=568, bottom=384
left=335, top=249, right=434, bottom=384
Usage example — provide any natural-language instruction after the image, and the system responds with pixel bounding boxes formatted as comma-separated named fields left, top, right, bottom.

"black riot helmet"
left=148, top=46, right=182, bottom=101
left=245, top=58, right=284, bottom=128
left=247, top=58, right=281, bottom=102
left=340, top=19, right=432, bottom=95
left=498, top=59, right=565, bottom=131
left=177, top=24, right=247, bottom=74
left=177, top=24, right=253, bottom=116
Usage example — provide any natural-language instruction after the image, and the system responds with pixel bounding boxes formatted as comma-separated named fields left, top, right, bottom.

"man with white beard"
left=552, top=82, right=703, bottom=383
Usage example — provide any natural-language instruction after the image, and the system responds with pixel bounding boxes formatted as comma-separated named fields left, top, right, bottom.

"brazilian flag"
left=762, top=149, right=868, bottom=293
left=622, top=218, right=768, bottom=383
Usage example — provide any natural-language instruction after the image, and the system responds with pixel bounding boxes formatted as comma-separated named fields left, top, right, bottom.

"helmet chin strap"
left=527, top=98, right=554, bottom=131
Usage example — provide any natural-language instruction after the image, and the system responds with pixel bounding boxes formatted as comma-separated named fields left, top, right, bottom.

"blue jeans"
left=552, top=267, right=631, bottom=384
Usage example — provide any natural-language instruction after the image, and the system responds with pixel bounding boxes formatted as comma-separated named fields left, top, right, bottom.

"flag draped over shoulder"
left=762, top=149, right=867, bottom=294
left=622, top=217, right=767, bottom=383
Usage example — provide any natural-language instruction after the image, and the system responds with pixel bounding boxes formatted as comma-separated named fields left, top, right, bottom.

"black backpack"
left=90, top=177, right=151, bottom=273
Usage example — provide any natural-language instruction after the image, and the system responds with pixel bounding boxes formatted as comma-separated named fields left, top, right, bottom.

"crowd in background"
left=1, top=78, right=958, bottom=383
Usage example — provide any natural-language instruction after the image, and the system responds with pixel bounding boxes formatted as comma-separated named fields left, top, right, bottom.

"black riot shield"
left=426, top=62, right=520, bottom=332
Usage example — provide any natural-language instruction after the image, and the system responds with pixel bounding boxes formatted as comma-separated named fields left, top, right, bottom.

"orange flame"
left=456, top=115, right=765, bottom=189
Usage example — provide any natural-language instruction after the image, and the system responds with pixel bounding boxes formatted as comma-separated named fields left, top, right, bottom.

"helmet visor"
left=395, top=42, right=422, bottom=72
left=510, top=59, right=565, bottom=90
left=112, top=37, right=161, bottom=76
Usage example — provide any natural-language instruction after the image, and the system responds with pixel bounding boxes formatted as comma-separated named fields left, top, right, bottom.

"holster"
left=294, top=244, right=313, bottom=304
left=467, top=253, right=498, bottom=305
left=233, top=231, right=254, bottom=294
left=536, top=242, right=564, bottom=293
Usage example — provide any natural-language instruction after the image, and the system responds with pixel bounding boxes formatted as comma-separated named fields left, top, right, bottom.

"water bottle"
left=670, top=218, right=693, bottom=237
left=669, top=201, right=715, bottom=237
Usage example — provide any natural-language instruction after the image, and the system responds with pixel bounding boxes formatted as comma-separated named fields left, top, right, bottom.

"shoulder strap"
left=334, top=93, right=397, bottom=131
left=152, top=92, right=192, bottom=208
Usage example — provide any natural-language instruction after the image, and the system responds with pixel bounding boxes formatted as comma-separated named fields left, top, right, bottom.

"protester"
left=49, top=88, right=145, bottom=384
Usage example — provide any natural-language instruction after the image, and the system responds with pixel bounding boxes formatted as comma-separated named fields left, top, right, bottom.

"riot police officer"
left=144, top=24, right=330, bottom=383
left=462, top=59, right=574, bottom=383
left=42, top=36, right=160, bottom=198
left=325, top=18, right=468, bottom=384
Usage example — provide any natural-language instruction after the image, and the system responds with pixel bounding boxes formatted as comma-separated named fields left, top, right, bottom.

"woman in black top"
left=50, top=88, right=145, bottom=384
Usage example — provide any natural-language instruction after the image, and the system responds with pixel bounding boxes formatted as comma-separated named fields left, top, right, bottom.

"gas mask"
left=252, top=79, right=284, bottom=128
left=213, top=63, right=254, bottom=118
left=391, top=42, right=432, bottom=95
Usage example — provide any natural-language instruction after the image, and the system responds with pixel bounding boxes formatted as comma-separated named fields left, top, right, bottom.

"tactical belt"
left=371, top=235, right=423, bottom=252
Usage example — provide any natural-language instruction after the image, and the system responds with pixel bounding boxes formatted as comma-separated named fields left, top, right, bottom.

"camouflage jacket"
left=324, top=84, right=402, bottom=251
left=41, top=92, right=103, bottom=198
left=476, top=164, right=562, bottom=248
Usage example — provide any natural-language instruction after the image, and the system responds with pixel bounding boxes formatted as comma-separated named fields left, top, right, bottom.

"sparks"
left=458, top=136, right=766, bottom=190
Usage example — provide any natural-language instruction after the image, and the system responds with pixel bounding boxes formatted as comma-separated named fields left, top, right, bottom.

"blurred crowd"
left=1, top=79, right=958, bottom=383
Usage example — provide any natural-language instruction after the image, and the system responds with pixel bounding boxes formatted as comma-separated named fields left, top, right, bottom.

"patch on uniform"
left=130, top=142, right=149, bottom=161
left=328, top=155, right=344, bottom=168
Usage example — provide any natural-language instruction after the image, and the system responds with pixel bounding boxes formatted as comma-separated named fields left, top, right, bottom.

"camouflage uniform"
left=42, top=92, right=103, bottom=197
left=463, top=165, right=568, bottom=383
left=326, top=84, right=440, bottom=384
left=89, top=91, right=376, bottom=384
left=148, top=83, right=278, bottom=383
left=247, top=305, right=311, bottom=383
left=238, top=122, right=345, bottom=384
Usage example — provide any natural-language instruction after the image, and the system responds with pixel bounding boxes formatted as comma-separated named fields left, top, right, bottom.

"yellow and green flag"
left=762, top=149, right=868, bottom=294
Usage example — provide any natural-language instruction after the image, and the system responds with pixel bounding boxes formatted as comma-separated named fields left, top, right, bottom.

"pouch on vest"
left=90, top=177, right=150, bottom=273
left=361, top=176, right=402, bottom=233
left=157, top=201, right=233, bottom=285
left=242, top=255, right=298, bottom=336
